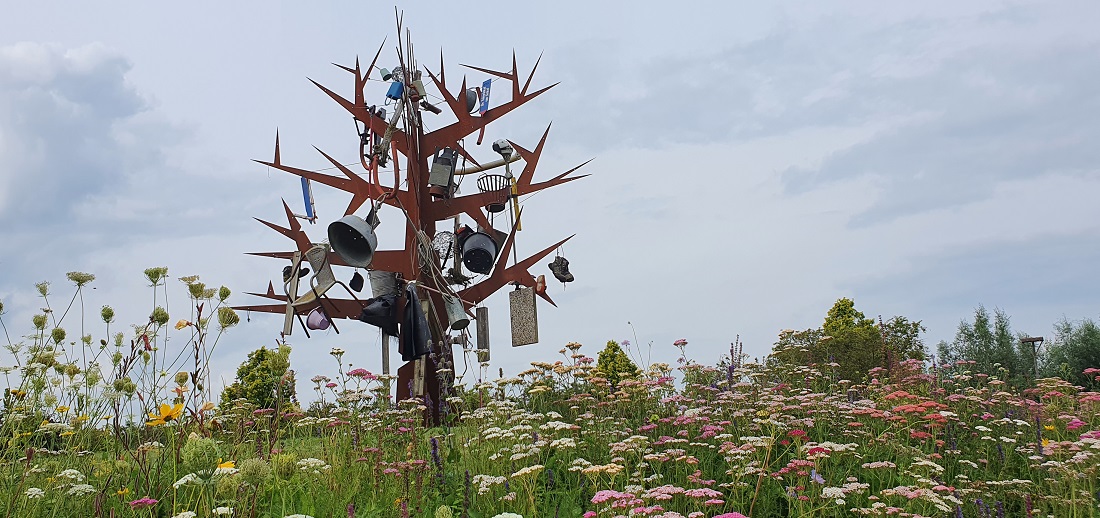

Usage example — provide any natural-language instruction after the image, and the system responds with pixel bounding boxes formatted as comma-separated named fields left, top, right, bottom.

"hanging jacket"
left=400, top=284, right=432, bottom=361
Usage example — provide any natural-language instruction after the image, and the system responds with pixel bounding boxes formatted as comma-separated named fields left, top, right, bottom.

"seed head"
left=150, top=307, right=170, bottom=326
left=66, top=272, right=95, bottom=287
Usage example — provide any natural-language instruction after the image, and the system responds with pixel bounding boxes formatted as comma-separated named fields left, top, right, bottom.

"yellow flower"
left=146, top=403, right=184, bottom=426
left=102, top=415, right=113, bottom=421
left=12, top=389, right=26, bottom=398
left=217, top=459, right=235, bottom=469
left=73, top=414, right=89, bottom=424
left=1044, top=424, right=1055, bottom=431
left=60, top=431, right=75, bottom=437
left=1042, top=438, right=1051, bottom=447
left=56, top=405, right=70, bottom=413
left=117, top=487, right=130, bottom=497
left=174, top=319, right=190, bottom=330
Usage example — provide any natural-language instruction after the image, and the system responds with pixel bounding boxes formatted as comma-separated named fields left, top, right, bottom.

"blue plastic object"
left=300, top=177, right=314, bottom=219
left=386, top=81, right=404, bottom=101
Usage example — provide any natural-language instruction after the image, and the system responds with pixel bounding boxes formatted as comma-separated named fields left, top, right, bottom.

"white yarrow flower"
left=67, top=483, right=95, bottom=496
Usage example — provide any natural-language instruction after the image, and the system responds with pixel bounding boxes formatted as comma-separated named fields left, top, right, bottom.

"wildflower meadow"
left=1, top=271, right=1099, bottom=518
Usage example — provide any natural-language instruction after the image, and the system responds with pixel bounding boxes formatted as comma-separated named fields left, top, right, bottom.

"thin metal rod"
left=454, top=154, right=522, bottom=176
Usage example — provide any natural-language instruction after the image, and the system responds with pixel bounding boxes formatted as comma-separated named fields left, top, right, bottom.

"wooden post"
left=381, top=334, right=391, bottom=375
left=476, top=306, right=490, bottom=361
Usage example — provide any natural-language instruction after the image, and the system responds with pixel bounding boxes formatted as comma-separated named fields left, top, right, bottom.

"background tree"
left=1041, top=317, right=1100, bottom=385
left=768, top=298, right=926, bottom=382
left=821, top=298, right=883, bottom=380
left=937, top=306, right=1033, bottom=387
left=595, top=340, right=640, bottom=389
left=220, top=344, right=297, bottom=410
left=880, top=315, right=927, bottom=365
left=767, top=328, right=824, bottom=372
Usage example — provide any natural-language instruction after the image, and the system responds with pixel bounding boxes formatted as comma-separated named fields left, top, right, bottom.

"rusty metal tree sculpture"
left=235, top=20, right=587, bottom=419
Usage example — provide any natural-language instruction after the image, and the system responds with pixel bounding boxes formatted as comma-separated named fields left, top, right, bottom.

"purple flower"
left=128, top=497, right=158, bottom=509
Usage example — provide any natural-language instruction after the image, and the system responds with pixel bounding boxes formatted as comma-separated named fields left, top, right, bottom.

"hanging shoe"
left=282, top=265, right=310, bottom=283
left=548, top=256, right=574, bottom=283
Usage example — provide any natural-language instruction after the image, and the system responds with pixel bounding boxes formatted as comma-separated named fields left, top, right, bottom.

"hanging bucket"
left=476, top=174, right=511, bottom=213
left=368, top=270, right=399, bottom=298
left=306, top=307, right=331, bottom=331
left=444, top=294, right=470, bottom=330
left=386, top=81, right=404, bottom=101
left=461, top=232, right=498, bottom=274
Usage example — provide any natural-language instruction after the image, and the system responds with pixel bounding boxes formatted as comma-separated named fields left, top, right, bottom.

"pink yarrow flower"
left=128, top=497, right=158, bottom=509
left=347, top=368, right=375, bottom=379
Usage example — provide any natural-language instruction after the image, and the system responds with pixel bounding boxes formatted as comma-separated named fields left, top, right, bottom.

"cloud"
left=530, top=2, right=1100, bottom=226
left=0, top=42, right=281, bottom=370
left=0, top=42, right=153, bottom=220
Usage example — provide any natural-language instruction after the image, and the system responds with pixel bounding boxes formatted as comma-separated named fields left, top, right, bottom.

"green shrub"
left=595, top=340, right=639, bottom=388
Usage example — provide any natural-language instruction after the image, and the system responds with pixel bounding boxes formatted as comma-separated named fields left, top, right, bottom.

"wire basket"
left=476, top=174, right=511, bottom=213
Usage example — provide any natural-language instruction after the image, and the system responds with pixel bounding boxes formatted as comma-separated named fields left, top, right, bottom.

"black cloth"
left=400, top=285, right=432, bottom=361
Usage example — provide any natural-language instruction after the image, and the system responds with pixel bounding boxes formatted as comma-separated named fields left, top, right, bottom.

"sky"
left=1, top=1, right=1099, bottom=401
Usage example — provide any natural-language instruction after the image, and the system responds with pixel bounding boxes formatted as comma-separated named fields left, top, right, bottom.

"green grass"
left=1, top=274, right=1099, bottom=517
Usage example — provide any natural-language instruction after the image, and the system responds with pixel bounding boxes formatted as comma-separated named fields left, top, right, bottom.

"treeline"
left=768, top=298, right=1100, bottom=388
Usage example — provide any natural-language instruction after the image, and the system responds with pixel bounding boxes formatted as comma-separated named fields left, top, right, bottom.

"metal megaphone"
left=328, top=213, right=378, bottom=268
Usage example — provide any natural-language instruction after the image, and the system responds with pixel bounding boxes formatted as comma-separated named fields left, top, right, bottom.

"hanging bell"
left=461, top=231, right=498, bottom=274
left=306, top=307, right=331, bottom=331
left=444, top=294, right=470, bottom=331
left=328, top=215, right=378, bottom=268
